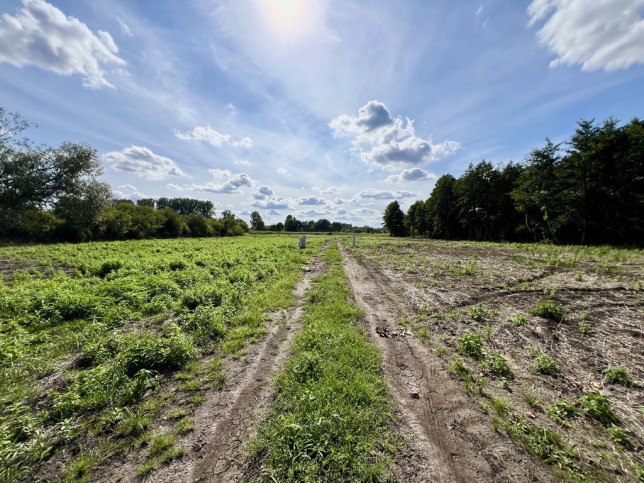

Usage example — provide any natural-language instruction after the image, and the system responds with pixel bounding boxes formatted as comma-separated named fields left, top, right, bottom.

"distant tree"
left=425, top=174, right=459, bottom=239
left=156, top=197, right=214, bottom=217
left=54, top=180, right=112, bottom=241
left=249, top=211, right=265, bottom=230
left=284, top=214, right=300, bottom=232
left=221, top=209, right=234, bottom=219
left=268, top=222, right=284, bottom=231
left=136, top=198, right=155, bottom=208
left=406, top=200, right=426, bottom=237
left=383, top=200, right=405, bottom=237
left=314, top=218, right=331, bottom=232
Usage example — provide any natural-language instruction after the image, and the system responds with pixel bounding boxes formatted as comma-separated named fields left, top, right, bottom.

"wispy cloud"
left=528, top=0, right=644, bottom=71
left=175, top=126, right=254, bottom=148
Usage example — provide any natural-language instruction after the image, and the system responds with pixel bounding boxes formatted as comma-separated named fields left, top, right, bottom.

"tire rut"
left=339, top=242, right=552, bottom=483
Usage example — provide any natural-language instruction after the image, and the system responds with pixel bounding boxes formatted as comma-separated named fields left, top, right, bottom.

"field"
left=344, top=237, right=644, bottom=481
left=1, top=234, right=643, bottom=482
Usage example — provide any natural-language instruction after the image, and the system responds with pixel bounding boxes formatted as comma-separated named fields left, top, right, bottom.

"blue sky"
left=1, top=0, right=643, bottom=226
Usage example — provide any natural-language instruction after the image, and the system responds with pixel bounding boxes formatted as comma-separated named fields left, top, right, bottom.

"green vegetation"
left=457, top=332, right=483, bottom=358
left=578, top=392, right=619, bottom=426
left=0, top=235, right=322, bottom=480
left=548, top=400, right=579, bottom=427
left=534, top=353, right=559, bottom=377
left=529, top=300, right=566, bottom=322
left=483, top=353, right=511, bottom=378
left=603, top=366, right=631, bottom=386
left=250, top=243, right=399, bottom=481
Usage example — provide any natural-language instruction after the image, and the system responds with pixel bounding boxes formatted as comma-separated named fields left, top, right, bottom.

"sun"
left=271, top=0, right=299, bottom=13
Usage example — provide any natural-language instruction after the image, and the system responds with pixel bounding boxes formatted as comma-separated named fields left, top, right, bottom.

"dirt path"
left=339, top=242, right=553, bottom=483
left=97, top=254, right=325, bottom=483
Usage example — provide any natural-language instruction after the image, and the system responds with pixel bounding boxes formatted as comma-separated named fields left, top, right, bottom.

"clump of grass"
left=449, top=357, right=469, bottom=378
left=523, top=393, right=540, bottom=408
left=529, top=300, right=566, bottom=322
left=457, top=332, right=483, bottom=359
left=159, top=447, right=185, bottom=464
left=167, top=409, right=188, bottom=420
left=63, top=450, right=101, bottom=482
left=543, top=285, right=560, bottom=298
left=573, top=272, right=583, bottom=282
left=175, top=417, right=194, bottom=435
left=606, top=424, right=631, bottom=448
left=489, top=397, right=509, bottom=417
left=115, top=408, right=150, bottom=437
left=510, top=314, right=526, bottom=326
left=548, top=400, right=579, bottom=426
left=148, top=434, right=175, bottom=457
left=483, top=353, right=511, bottom=378
left=534, top=353, right=558, bottom=377
left=603, top=366, right=631, bottom=386
left=505, top=414, right=579, bottom=477
left=578, top=392, right=619, bottom=426
left=468, top=303, right=487, bottom=322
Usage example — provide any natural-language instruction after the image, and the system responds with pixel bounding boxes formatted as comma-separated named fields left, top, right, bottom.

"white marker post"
left=299, top=234, right=307, bottom=249
left=353, top=232, right=357, bottom=247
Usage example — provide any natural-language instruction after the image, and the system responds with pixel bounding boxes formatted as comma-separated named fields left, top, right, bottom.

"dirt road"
left=339, top=241, right=552, bottom=482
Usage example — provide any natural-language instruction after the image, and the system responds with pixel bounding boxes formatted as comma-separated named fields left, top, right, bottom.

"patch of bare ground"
left=339, top=242, right=552, bottom=482
left=0, top=258, right=74, bottom=283
left=88, top=254, right=326, bottom=483
left=350, top=238, right=644, bottom=481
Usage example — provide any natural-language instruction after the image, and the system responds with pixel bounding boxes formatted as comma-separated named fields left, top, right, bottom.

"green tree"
left=250, top=211, right=266, bottom=230
left=426, top=174, right=459, bottom=239
left=383, top=200, right=405, bottom=237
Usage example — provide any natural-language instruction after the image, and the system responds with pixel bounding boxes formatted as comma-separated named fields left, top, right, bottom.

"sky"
left=1, top=0, right=643, bottom=227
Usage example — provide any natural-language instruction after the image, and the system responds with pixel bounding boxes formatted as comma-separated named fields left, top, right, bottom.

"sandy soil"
left=339, top=241, right=553, bottom=482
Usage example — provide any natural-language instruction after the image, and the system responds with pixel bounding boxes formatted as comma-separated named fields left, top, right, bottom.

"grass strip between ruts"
left=249, top=241, right=399, bottom=482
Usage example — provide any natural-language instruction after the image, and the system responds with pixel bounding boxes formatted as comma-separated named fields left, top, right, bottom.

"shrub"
left=548, top=400, right=579, bottom=426
left=118, top=328, right=196, bottom=376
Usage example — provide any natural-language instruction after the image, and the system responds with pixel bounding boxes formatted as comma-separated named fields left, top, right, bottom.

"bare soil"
left=91, top=255, right=325, bottom=483
left=339, top=241, right=552, bottom=482
left=345, top=239, right=643, bottom=482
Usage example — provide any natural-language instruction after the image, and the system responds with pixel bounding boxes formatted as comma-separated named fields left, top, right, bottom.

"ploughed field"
left=346, top=237, right=644, bottom=481
left=0, top=235, right=324, bottom=481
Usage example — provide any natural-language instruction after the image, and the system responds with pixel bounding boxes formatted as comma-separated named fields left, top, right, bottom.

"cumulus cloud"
left=175, top=126, right=253, bottom=148
left=298, top=196, right=327, bottom=206
left=386, top=167, right=437, bottom=183
left=329, top=100, right=459, bottom=168
left=112, top=183, right=153, bottom=200
left=354, top=188, right=417, bottom=200
left=528, top=0, right=644, bottom=71
left=0, top=0, right=125, bottom=88
left=252, top=185, right=275, bottom=200
left=251, top=197, right=291, bottom=210
left=169, top=170, right=253, bottom=194
left=103, top=146, right=185, bottom=180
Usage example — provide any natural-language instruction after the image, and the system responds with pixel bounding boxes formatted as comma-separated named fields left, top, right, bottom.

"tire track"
left=339, top=242, right=552, bottom=483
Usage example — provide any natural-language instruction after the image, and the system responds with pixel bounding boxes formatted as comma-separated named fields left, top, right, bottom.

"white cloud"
left=117, top=184, right=138, bottom=192
left=169, top=171, right=253, bottom=194
left=298, top=196, right=327, bottom=206
left=276, top=167, right=290, bottom=175
left=234, top=159, right=251, bottom=167
left=386, top=167, right=437, bottom=183
left=354, top=188, right=417, bottom=200
left=528, top=0, right=644, bottom=71
left=333, top=197, right=349, bottom=205
left=252, top=185, right=275, bottom=200
left=175, top=126, right=253, bottom=148
left=329, top=100, right=459, bottom=168
left=251, top=197, right=292, bottom=210
left=117, top=17, right=132, bottom=36
left=103, top=146, right=185, bottom=180
left=0, top=0, right=125, bottom=88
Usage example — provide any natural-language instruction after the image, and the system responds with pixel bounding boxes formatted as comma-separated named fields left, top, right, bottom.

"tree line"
left=384, top=117, right=644, bottom=245
left=0, top=107, right=248, bottom=242
left=249, top=211, right=381, bottom=233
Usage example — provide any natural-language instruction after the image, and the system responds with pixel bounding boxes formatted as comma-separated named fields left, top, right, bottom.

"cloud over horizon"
left=168, top=169, right=253, bottom=194
left=175, top=126, right=253, bottom=148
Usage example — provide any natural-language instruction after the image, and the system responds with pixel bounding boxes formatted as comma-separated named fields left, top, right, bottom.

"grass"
left=249, top=242, right=399, bottom=481
left=578, top=392, right=619, bottom=426
left=0, top=235, right=325, bottom=481
left=457, top=332, right=483, bottom=359
left=548, top=400, right=579, bottom=427
left=534, top=353, right=559, bottom=377
left=602, top=366, right=631, bottom=386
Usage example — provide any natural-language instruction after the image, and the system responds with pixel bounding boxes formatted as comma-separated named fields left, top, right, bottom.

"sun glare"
left=272, top=0, right=299, bottom=13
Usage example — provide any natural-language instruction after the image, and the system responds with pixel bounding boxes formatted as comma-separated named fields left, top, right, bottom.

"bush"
left=118, top=328, right=196, bottom=376
left=484, top=353, right=511, bottom=377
